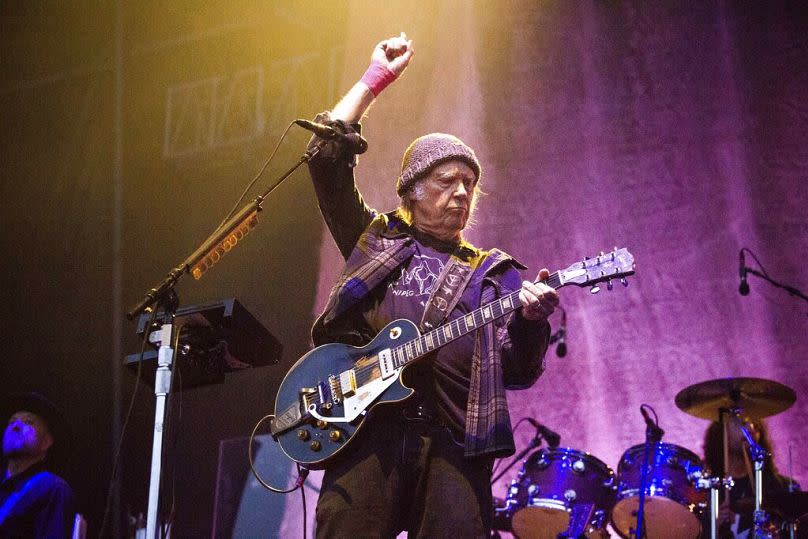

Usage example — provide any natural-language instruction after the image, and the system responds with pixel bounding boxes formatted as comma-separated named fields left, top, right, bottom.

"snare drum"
left=506, top=447, right=616, bottom=539
left=611, top=443, right=707, bottom=539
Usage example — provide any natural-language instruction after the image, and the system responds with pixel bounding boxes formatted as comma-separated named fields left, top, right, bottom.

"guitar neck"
left=388, top=271, right=564, bottom=369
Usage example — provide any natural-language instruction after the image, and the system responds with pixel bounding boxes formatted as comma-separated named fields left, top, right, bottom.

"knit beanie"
left=396, top=133, right=481, bottom=196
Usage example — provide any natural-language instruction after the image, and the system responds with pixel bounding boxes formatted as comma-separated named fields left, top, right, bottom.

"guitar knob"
left=310, top=440, right=322, bottom=452
left=329, top=430, right=342, bottom=442
left=297, top=429, right=310, bottom=441
left=316, top=420, right=328, bottom=429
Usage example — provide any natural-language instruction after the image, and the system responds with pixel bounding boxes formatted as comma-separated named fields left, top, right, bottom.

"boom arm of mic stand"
left=491, top=436, right=543, bottom=484
left=745, top=268, right=808, bottom=303
left=126, top=145, right=322, bottom=320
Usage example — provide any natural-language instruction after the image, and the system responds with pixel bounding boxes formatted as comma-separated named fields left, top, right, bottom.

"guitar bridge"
left=328, top=374, right=343, bottom=404
left=317, top=381, right=334, bottom=411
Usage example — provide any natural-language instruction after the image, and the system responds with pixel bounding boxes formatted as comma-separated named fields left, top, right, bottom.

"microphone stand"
left=126, top=143, right=323, bottom=539
left=634, top=413, right=663, bottom=539
left=491, top=432, right=544, bottom=485
left=741, top=267, right=808, bottom=304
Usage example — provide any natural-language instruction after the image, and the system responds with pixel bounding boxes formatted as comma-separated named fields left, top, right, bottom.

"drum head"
left=508, top=448, right=614, bottom=539
left=611, top=495, right=701, bottom=539
left=511, top=505, right=570, bottom=539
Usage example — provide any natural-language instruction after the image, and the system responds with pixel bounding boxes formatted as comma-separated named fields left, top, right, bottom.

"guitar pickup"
left=339, top=370, right=357, bottom=397
left=378, top=349, right=395, bottom=379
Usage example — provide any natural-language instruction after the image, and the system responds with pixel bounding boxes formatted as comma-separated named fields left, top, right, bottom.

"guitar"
left=271, top=248, right=635, bottom=468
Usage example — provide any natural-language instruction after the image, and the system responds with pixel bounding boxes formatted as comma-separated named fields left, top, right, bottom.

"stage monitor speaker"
left=211, top=434, right=319, bottom=538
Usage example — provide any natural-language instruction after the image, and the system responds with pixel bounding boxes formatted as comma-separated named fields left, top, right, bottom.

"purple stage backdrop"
left=6, top=2, right=806, bottom=536
left=288, top=2, right=808, bottom=533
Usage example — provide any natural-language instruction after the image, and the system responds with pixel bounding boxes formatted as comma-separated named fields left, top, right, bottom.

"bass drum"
left=611, top=442, right=707, bottom=539
left=506, top=447, right=616, bottom=539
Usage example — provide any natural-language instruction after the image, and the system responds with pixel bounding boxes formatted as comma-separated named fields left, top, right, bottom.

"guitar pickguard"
left=309, top=365, right=403, bottom=423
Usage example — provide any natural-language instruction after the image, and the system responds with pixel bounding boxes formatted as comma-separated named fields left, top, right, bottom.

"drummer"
left=702, top=419, right=802, bottom=538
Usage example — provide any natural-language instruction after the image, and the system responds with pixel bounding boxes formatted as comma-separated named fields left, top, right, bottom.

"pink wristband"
left=360, top=62, right=397, bottom=97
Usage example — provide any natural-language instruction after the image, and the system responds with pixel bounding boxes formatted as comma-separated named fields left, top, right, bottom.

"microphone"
left=555, top=308, right=567, bottom=358
left=738, top=249, right=749, bottom=296
left=526, top=418, right=561, bottom=447
left=640, top=405, right=664, bottom=439
left=295, top=119, right=368, bottom=155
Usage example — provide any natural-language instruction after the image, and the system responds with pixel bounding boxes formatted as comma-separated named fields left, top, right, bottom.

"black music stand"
left=126, top=298, right=281, bottom=387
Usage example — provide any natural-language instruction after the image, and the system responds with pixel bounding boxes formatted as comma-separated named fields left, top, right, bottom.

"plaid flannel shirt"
left=307, top=118, right=549, bottom=458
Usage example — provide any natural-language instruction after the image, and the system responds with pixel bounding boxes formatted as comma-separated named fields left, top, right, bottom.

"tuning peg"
left=606, top=280, right=613, bottom=291
left=590, top=285, right=600, bottom=294
left=621, top=278, right=628, bottom=287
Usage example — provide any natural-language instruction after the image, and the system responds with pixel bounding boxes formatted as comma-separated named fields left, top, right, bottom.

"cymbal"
left=675, top=377, right=796, bottom=421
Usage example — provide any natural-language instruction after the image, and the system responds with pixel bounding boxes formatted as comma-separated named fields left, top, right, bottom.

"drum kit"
left=494, top=377, right=804, bottom=539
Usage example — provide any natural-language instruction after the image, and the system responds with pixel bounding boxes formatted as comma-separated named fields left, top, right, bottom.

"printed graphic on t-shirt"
left=389, top=254, right=445, bottom=303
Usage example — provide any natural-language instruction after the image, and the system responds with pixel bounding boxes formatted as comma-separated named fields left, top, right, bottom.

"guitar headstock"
left=559, top=248, right=635, bottom=292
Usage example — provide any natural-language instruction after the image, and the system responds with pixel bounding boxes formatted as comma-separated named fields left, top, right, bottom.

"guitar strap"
left=0, top=471, right=48, bottom=526
left=419, top=249, right=481, bottom=332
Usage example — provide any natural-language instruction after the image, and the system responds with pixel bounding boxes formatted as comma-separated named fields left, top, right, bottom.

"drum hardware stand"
left=785, top=444, right=798, bottom=539
left=556, top=502, right=595, bottom=539
left=783, top=514, right=799, bottom=539
left=739, top=419, right=771, bottom=539
left=694, top=473, right=734, bottom=539
left=632, top=405, right=664, bottom=539
left=720, top=407, right=774, bottom=539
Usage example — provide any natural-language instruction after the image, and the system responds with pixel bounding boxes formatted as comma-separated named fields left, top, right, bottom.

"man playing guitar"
left=304, top=33, right=558, bottom=538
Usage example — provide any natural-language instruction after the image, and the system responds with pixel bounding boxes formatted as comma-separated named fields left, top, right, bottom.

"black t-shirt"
left=362, top=235, right=480, bottom=439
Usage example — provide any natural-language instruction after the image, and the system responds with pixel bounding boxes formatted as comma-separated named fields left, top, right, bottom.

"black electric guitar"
left=271, top=248, right=635, bottom=468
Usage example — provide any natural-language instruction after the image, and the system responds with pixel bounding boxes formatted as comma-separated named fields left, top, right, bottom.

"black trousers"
left=315, top=410, right=494, bottom=538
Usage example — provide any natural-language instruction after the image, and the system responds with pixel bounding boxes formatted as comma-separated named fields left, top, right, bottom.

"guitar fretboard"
left=389, top=272, right=563, bottom=368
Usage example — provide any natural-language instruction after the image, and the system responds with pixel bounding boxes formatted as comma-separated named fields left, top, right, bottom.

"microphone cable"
left=215, top=121, right=296, bottom=231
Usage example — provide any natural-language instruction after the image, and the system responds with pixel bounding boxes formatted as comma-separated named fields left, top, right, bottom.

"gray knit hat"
left=396, top=133, right=481, bottom=196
